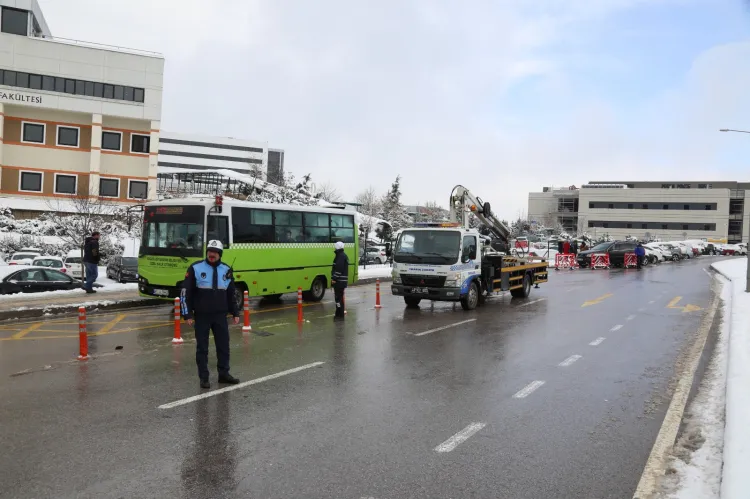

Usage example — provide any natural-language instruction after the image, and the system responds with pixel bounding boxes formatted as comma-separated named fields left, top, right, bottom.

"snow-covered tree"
left=313, top=182, right=342, bottom=203
left=380, top=175, right=412, bottom=235
left=354, top=186, right=384, bottom=242
left=420, top=201, right=448, bottom=223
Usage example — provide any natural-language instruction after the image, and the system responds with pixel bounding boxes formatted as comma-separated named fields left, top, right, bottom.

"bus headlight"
left=392, top=273, right=401, bottom=284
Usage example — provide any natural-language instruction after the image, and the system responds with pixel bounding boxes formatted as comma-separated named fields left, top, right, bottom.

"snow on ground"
left=658, top=279, right=728, bottom=499
left=358, top=264, right=392, bottom=280
left=711, top=258, right=750, bottom=499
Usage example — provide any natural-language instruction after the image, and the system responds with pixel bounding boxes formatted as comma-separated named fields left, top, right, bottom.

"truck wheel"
left=302, top=276, right=326, bottom=302
left=510, top=274, right=531, bottom=298
left=404, top=297, right=421, bottom=308
left=460, top=281, right=479, bottom=310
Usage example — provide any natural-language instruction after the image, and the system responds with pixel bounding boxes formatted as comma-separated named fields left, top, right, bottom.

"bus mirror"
left=385, top=242, right=392, bottom=256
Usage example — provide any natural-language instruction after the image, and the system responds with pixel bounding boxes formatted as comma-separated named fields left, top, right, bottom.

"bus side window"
left=207, top=216, right=229, bottom=248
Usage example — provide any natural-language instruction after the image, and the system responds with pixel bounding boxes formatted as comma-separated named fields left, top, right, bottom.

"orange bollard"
left=375, top=279, right=382, bottom=309
left=78, top=306, right=89, bottom=360
left=242, top=290, right=252, bottom=333
left=172, top=297, right=184, bottom=344
left=297, top=287, right=304, bottom=322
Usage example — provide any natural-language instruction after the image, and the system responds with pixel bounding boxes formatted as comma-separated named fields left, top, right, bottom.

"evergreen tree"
left=380, top=175, right=412, bottom=233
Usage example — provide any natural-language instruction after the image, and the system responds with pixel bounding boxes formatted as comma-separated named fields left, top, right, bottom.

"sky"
left=41, top=0, right=750, bottom=220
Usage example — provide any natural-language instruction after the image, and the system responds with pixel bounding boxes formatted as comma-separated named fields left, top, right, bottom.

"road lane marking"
left=589, top=337, right=606, bottom=346
left=558, top=354, right=582, bottom=367
left=262, top=322, right=291, bottom=329
left=434, top=422, right=486, bottom=453
left=581, top=293, right=614, bottom=308
left=626, top=315, right=636, bottom=321
left=11, top=322, right=43, bottom=339
left=413, top=319, right=477, bottom=337
left=638, top=307, right=646, bottom=312
left=649, top=300, right=655, bottom=305
left=633, top=277, right=720, bottom=498
left=518, top=298, right=545, bottom=307
left=513, top=380, right=545, bottom=398
left=95, top=314, right=126, bottom=335
left=158, top=362, right=326, bottom=409
left=610, top=324, right=623, bottom=332
left=666, top=296, right=702, bottom=313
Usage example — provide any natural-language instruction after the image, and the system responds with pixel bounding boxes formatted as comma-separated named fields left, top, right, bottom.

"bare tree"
left=314, top=181, right=342, bottom=203
left=421, top=201, right=446, bottom=223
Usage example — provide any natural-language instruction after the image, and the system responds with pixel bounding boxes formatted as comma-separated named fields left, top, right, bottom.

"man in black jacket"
left=331, top=241, right=349, bottom=320
left=181, top=240, right=240, bottom=389
left=82, top=231, right=101, bottom=293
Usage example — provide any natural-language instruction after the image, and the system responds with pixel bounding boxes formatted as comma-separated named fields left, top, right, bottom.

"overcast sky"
left=41, top=0, right=750, bottom=220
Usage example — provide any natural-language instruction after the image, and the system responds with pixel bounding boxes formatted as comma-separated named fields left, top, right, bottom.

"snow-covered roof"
left=146, top=195, right=355, bottom=215
left=0, top=196, right=80, bottom=213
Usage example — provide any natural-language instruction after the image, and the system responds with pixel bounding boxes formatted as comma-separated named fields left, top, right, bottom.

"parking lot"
left=0, top=256, right=720, bottom=499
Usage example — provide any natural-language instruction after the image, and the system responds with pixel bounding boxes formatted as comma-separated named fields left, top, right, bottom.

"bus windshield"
left=141, top=205, right=205, bottom=257
left=393, top=230, right=461, bottom=264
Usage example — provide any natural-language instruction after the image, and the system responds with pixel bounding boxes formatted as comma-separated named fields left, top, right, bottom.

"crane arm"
left=449, top=185, right=510, bottom=243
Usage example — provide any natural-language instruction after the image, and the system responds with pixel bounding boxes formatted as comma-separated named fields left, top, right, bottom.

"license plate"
left=153, top=289, right=169, bottom=296
left=411, top=287, right=429, bottom=294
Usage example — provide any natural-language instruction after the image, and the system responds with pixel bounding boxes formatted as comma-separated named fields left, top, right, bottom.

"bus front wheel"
left=303, top=276, right=326, bottom=302
left=233, top=283, right=248, bottom=313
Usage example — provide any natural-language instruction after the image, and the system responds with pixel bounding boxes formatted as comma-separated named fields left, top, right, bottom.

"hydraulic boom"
left=449, top=185, right=511, bottom=243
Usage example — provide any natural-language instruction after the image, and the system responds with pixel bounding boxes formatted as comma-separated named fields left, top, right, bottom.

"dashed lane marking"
left=518, top=298, right=545, bottom=307
left=610, top=324, right=623, bottom=332
left=558, top=354, right=582, bottom=367
left=589, top=337, right=606, bottom=346
left=434, top=422, right=487, bottom=453
left=11, top=322, right=42, bottom=340
left=513, top=380, right=545, bottom=398
left=626, top=315, right=636, bottom=321
left=412, top=319, right=477, bottom=337
left=158, top=362, right=326, bottom=409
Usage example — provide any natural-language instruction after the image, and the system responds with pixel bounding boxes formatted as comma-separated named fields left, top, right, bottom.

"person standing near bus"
left=82, top=231, right=101, bottom=294
left=331, top=241, right=349, bottom=320
left=181, top=240, right=240, bottom=389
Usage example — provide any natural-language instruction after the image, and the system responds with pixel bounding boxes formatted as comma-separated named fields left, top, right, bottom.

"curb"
left=0, top=277, right=393, bottom=321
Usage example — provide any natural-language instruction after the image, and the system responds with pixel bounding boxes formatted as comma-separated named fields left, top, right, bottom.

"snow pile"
left=358, top=264, right=392, bottom=280
left=711, top=258, right=750, bottom=499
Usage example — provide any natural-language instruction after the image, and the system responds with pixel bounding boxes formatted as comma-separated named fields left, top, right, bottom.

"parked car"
left=645, top=243, right=672, bottom=262
left=106, top=256, right=139, bottom=283
left=8, top=251, right=42, bottom=265
left=31, top=256, right=66, bottom=272
left=671, top=242, right=691, bottom=259
left=576, top=240, right=638, bottom=268
left=0, top=266, right=88, bottom=294
left=721, top=244, right=742, bottom=256
left=360, top=246, right=387, bottom=264
left=64, top=252, right=83, bottom=279
left=738, top=243, right=748, bottom=255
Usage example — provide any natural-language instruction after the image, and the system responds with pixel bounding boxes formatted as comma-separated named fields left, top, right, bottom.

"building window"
left=626, top=223, right=632, bottom=229
left=19, top=171, right=42, bottom=192
left=134, top=88, right=144, bottom=103
left=103, top=84, right=114, bottom=99
left=662, top=204, right=668, bottom=210
left=642, top=204, right=647, bottom=209
left=627, top=204, right=633, bottom=209
left=114, top=85, right=124, bottom=100
left=682, top=224, right=689, bottom=231
left=56, top=126, right=79, bottom=148
left=99, top=178, right=119, bottom=198
left=641, top=224, right=647, bottom=229
left=29, top=74, right=41, bottom=90
left=588, top=202, right=594, bottom=209
left=608, top=203, right=614, bottom=209
left=123, top=86, right=134, bottom=101
left=1, top=7, right=28, bottom=36
left=54, top=174, right=77, bottom=195
left=3, top=70, right=15, bottom=86
left=65, top=79, right=75, bottom=94
left=705, top=204, right=711, bottom=210
left=94, top=82, right=103, bottom=98
left=128, top=180, right=148, bottom=200
left=21, top=122, right=45, bottom=144
left=84, top=81, right=94, bottom=96
left=130, top=134, right=150, bottom=154
left=16, top=71, right=28, bottom=88
left=683, top=204, right=689, bottom=210
left=75, top=80, right=85, bottom=95
left=661, top=224, right=668, bottom=230
left=603, top=223, right=609, bottom=228
left=704, top=224, right=711, bottom=231
left=101, top=131, right=122, bottom=151
left=42, top=75, right=54, bottom=91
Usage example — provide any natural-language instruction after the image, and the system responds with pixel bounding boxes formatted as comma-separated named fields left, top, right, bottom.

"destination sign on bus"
left=155, top=207, right=183, bottom=215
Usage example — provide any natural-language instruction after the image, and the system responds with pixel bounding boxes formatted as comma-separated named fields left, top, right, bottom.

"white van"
left=64, top=249, right=83, bottom=278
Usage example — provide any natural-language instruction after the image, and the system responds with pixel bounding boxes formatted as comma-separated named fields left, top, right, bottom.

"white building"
left=0, top=0, right=164, bottom=218
left=158, top=132, right=286, bottom=185
left=528, top=181, right=750, bottom=243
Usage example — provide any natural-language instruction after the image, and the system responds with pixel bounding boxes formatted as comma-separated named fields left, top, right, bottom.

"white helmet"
left=334, top=241, right=345, bottom=250
left=207, top=240, right=224, bottom=255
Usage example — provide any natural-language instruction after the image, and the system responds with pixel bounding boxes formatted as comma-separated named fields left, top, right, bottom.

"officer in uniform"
left=331, top=241, right=349, bottom=320
left=181, top=240, right=240, bottom=389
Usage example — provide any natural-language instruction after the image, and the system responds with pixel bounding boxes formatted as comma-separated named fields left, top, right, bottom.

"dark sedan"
left=576, top=240, right=638, bottom=268
left=0, top=266, right=86, bottom=294
left=106, top=256, right=138, bottom=283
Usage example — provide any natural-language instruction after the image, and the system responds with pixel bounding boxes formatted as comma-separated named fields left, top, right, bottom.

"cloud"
left=39, top=0, right=750, bottom=220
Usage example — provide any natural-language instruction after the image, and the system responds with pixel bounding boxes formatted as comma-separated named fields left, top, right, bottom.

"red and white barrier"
left=78, top=306, right=89, bottom=360
left=624, top=252, right=638, bottom=268
left=297, top=287, right=304, bottom=323
left=242, top=290, right=252, bottom=333
left=375, top=279, right=382, bottom=308
left=554, top=253, right=578, bottom=270
left=172, top=297, right=184, bottom=344
left=590, top=253, right=610, bottom=270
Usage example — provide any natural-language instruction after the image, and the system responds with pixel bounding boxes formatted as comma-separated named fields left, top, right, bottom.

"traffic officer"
left=331, top=241, right=349, bottom=320
left=181, top=240, right=240, bottom=389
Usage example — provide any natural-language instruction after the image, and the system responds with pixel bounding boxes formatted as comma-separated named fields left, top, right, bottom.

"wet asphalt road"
left=0, top=257, right=721, bottom=499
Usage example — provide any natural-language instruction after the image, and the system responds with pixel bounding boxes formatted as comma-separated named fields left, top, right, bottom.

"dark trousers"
left=194, top=313, right=230, bottom=381
left=334, top=287, right=345, bottom=318
left=637, top=255, right=644, bottom=269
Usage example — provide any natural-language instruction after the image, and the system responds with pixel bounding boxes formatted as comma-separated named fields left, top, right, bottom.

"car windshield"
left=393, top=230, right=461, bottom=264
left=122, top=257, right=138, bottom=267
left=65, top=257, right=81, bottom=264
left=590, top=242, right=612, bottom=252
left=33, top=259, right=62, bottom=267
left=141, top=205, right=205, bottom=257
left=12, top=254, right=37, bottom=260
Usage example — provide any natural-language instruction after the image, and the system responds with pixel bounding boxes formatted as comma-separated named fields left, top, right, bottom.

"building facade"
left=528, top=181, right=750, bottom=243
left=0, top=0, right=164, bottom=215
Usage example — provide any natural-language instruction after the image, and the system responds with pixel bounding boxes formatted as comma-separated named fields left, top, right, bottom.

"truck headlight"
left=444, top=273, right=460, bottom=287
left=392, top=273, right=401, bottom=284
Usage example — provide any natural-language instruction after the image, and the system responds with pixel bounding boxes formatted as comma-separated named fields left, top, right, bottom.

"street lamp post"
left=718, top=128, right=750, bottom=292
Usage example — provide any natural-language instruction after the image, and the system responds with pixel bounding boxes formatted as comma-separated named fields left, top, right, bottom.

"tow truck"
left=390, top=185, right=548, bottom=309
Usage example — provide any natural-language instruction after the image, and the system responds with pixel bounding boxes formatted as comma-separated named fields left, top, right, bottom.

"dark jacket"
left=331, top=249, right=349, bottom=289
left=634, top=245, right=646, bottom=257
left=83, top=236, right=100, bottom=264
left=180, top=259, right=239, bottom=320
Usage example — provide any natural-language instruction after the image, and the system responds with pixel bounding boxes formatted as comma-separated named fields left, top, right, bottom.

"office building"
left=0, top=0, right=164, bottom=217
left=528, top=181, right=750, bottom=243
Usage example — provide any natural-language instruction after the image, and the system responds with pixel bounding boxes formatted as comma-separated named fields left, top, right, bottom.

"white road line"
left=513, top=380, right=545, bottom=398
left=518, top=298, right=545, bottom=307
left=610, top=324, right=623, bottom=332
left=262, top=322, right=291, bottom=329
left=626, top=315, right=636, bottom=321
left=702, top=268, right=711, bottom=277
left=413, top=319, right=477, bottom=337
left=434, top=422, right=486, bottom=453
left=589, top=337, right=606, bottom=346
left=649, top=300, right=656, bottom=305
left=558, top=354, right=582, bottom=367
left=158, top=362, right=325, bottom=409
left=638, top=307, right=646, bottom=313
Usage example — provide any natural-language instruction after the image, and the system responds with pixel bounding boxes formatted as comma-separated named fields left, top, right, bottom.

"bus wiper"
left=175, top=247, right=189, bottom=262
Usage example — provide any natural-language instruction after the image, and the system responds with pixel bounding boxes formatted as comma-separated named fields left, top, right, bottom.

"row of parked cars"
left=0, top=248, right=138, bottom=295
left=576, top=240, right=745, bottom=268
